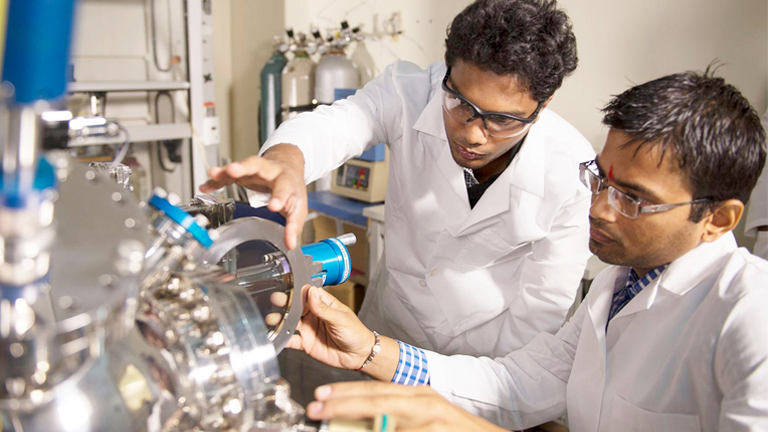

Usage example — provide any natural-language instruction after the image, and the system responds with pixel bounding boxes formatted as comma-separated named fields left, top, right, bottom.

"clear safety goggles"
left=441, top=68, right=543, bottom=138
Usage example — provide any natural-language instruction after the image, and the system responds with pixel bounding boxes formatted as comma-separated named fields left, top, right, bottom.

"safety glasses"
left=579, top=160, right=710, bottom=219
left=441, top=67, right=543, bottom=138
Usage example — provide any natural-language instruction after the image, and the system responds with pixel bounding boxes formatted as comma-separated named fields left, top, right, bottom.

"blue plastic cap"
left=2, top=0, right=78, bottom=103
left=148, top=194, right=213, bottom=248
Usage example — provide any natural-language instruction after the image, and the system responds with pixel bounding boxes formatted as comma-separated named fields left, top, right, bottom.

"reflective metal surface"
left=2, top=2, right=330, bottom=429
left=180, top=194, right=235, bottom=230
left=0, top=157, right=147, bottom=413
left=203, top=218, right=320, bottom=355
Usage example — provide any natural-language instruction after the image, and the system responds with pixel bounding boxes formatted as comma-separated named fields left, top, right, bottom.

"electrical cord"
left=150, top=0, right=175, bottom=73
left=111, top=126, right=131, bottom=168
left=154, top=91, right=178, bottom=173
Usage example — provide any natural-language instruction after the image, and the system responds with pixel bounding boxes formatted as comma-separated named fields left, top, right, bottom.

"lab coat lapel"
left=414, top=89, right=470, bottom=233
left=568, top=268, right=622, bottom=432
left=609, top=279, right=660, bottom=322
left=435, top=141, right=471, bottom=213
left=585, top=268, right=620, bottom=363
left=456, top=169, right=511, bottom=235
left=456, top=121, right=547, bottom=234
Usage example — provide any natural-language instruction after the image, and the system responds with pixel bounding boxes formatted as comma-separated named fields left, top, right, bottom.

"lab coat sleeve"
left=259, top=62, right=404, bottom=184
left=425, top=300, right=586, bottom=430
left=714, top=260, right=768, bottom=431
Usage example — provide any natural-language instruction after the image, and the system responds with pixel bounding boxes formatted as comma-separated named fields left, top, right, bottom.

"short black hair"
left=602, top=68, right=766, bottom=222
left=444, top=0, right=578, bottom=102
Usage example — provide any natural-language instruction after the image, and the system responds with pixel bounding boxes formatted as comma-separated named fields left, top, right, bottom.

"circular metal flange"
left=201, top=217, right=317, bottom=354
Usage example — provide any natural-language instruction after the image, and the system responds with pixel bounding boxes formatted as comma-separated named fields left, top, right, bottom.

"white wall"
left=555, top=0, right=767, bottom=149
left=228, top=0, right=286, bottom=161
left=213, top=0, right=233, bottom=162
left=282, top=0, right=767, bottom=150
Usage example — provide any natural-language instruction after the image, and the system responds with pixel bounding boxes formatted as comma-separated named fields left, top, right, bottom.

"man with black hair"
left=291, top=70, right=768, bottom=431
left=202, top=0, right=594, bottom=359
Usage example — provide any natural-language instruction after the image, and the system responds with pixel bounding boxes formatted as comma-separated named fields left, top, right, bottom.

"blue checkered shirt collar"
left=607, top=264, right=668, bottom=328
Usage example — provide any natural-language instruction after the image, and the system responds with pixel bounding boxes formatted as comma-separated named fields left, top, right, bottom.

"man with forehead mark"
left=282, top=69, right=768, bottom=431
left=201, top=0, right=595, bottom=361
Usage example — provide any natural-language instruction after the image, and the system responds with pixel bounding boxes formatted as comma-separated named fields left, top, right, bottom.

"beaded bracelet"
left=355, top=331, right=381, bottom=371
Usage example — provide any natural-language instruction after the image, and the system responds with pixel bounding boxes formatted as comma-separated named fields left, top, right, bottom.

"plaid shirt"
left=391, top=340, right=430, bottom=386
left=607, top=265, right=667, bottom=329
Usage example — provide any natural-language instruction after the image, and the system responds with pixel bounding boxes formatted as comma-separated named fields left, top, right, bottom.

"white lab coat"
left=426, top=233, right=768, bottom=432
left=745, top=109, right=768, bottom=259
left=262, top=61, right=595, bottom=357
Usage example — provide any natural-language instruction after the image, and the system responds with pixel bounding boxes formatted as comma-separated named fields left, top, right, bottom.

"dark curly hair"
left=602, top=68, right=766, bottom=222
left=445, top=0, right=578, bottom=102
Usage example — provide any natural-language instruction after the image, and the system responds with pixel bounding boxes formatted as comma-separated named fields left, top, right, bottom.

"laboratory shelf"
left=68, top=81, right=191, bottom=93
left=68, top=123, right=192, bottom=147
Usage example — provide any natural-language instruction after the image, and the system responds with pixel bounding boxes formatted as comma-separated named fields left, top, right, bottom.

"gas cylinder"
left=313, top=26, right=360, bottom=191
left=314, top=31, right=359, bottom=105
left=260, top=36, right=288, bottom=144
left=281, top=29, right=316, bottom=122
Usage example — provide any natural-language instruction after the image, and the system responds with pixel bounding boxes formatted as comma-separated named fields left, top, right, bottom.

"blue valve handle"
left=301, top=237, right=352, bottom=286
left=148, top=194, right=213, bottom=248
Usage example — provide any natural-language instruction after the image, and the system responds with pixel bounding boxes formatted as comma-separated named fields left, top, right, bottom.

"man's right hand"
left=199, top=144, right=307, bottom=249
left=286, top=285, right=377, bottom=370
left=271, top=285, right=399, bottom=381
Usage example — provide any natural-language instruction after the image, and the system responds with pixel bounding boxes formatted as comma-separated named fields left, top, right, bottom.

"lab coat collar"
left=413, top=87, right=447, bottom=140
left=609, top=271, right=661, bottom=323
left=414, top=89, right=472, bottom=226
left=599, top=232, right=738, bottom=324
left=413, top=80, right=549, bottom=198
left=413, top=83, right=550, bottom=233
left=455, top=118, right=549, bottom=233
left=658, top=232, right=737, bottom=296
left=506, top=116, right=547, bottom=199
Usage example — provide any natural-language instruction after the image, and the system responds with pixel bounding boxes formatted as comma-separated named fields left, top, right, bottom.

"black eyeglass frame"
left=441, top=67, right=545, bottom=131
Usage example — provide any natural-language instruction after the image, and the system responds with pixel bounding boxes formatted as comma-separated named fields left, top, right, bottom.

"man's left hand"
left=306, top=381, right=512, bottom=432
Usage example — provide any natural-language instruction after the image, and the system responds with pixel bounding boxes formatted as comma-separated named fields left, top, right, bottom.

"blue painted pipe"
left=2, top=0, right=77, bottom=104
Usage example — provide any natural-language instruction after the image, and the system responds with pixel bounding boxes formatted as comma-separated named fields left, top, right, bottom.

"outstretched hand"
left=199, top=144, right=307, bottom=249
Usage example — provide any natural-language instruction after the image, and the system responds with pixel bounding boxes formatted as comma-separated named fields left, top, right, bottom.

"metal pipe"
left=3, top=104, right=44, bottom=197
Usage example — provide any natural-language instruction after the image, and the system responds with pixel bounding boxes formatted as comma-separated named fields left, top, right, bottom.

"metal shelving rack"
left=66, top=0, right=219, bottom=200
